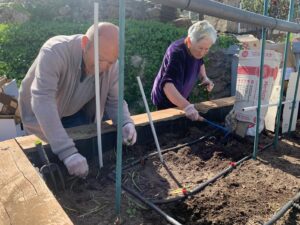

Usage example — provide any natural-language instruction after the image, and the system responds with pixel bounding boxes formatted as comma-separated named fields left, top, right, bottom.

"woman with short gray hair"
left=151, top=20, right=217, bottom=121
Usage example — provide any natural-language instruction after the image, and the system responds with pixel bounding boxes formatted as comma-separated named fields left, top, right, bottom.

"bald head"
left=85, top=22, right=119, bottom=44
left=81, top=22, right=119, bottom=75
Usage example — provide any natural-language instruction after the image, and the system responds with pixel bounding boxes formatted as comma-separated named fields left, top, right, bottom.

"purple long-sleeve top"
left=151, top=38, right=204, bottom=109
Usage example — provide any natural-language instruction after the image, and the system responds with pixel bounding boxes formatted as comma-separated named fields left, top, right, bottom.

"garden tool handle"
left=35, top=141, right=50, bottom=165
left=203, top=119, right=229, bottom=133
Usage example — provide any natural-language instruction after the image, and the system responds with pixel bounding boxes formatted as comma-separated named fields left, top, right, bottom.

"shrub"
left=0, top=21, right=89, bottom=81
left=0, top=20, right=238, bottom=113
left=241, top=0, right=297, bottom=20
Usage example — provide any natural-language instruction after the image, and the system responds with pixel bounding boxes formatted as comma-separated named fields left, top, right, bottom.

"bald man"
left=19, top=22, right=137, bottom=178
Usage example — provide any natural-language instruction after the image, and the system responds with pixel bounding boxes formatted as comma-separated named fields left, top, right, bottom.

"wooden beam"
left=0, top=139, right=73, bottom=225
left=15, top=108, right=186, bottom=152
left=68, top=107, right=186, bottom=140
left=15, top=135, right=47, bottom=152
left=15, top=96, right=235, bottom=152
left=195, top=96, right=235, bottom=113
left=52, top=96, right=234, bottom=141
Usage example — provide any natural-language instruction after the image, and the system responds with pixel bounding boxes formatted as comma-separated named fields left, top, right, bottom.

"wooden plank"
left=15, top=109, right=185, bottom=151
left=0, top=139, right=73, bottom=225
left=16, top=96, right=235, bottom=152
left=195, top=96, right=235, bottom=113
left=130, top=108, right=185, bottom=125
left=15, top=135, right=48, bottom=152
left=61, top=108, right=185, bottom=141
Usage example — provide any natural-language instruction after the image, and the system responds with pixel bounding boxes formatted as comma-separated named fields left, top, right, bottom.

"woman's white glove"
left=63, top=153, right=89, bottom=178
left=201, top=76, right=214, bottom=92
left=122, top=123, right=137, bottom=146
left=183, top=104, right=204, bottom=121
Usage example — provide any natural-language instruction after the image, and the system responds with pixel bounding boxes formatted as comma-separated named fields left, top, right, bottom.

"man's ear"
left=81, top=35, right=89, bottom=51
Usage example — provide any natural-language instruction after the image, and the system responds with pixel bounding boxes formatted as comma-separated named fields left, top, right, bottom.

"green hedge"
left=0, top=20, right=237, bottom=113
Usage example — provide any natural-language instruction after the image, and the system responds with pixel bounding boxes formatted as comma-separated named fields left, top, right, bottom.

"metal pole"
left=288, top=65, right=300, bottom=133
left=253, top=0, right=268, bottom=160
left=152, top=0, right=300, bottom=33
left=94, top=3, right=103, bottom=168
left=242, top=100, right=294, bottom=112
left=274, top=0, right=295, bottom=147
left=115, top=0, right=125, bottom=215
left=136, top=76, right=164, bottom=163
left=238, top=2, right=242, bottom=33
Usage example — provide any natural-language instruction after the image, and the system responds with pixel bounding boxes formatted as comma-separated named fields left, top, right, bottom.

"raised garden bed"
left=53, top=121, right=300, bottom=225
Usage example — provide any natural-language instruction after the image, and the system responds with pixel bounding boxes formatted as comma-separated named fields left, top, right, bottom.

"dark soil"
left=55, top=122, right=300, bottom=225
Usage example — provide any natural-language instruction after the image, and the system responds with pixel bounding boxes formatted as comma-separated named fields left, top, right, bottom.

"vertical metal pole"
left=274, top=0, right=295, bottom=147
left=94, top=2, right=103, bottom=168
left=115, top=0, right=125, bottom=216
left=136, top=76, right=164, bottom=163
left=238, top=2, right=242, bottom=33
left=253, top=0, right=268, bottom=159
left=288, top=65, right=300, bottom=133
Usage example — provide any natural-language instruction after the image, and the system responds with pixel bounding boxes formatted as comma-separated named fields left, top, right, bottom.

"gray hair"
left=188, top=20, right=217, bottom=44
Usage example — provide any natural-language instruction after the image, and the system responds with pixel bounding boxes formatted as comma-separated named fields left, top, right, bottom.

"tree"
left=241, top=0, right=297, bottom=20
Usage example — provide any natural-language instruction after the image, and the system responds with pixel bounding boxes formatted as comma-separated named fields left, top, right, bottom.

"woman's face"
left=188, top=37, right=213, bottom=59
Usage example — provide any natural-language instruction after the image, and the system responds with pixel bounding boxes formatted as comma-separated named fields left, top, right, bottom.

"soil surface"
left=54, top=122, right=300, bottom=225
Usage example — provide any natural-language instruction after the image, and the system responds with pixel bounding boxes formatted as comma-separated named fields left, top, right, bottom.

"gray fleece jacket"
left=19, top=34, right=133, bottom=161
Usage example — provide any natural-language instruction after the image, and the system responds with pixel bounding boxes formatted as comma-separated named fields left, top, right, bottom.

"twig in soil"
left=70, top=177, right=80, bottom=192
left=78, top=205, right=105, bottom=218
left=122, top=173, right=129, bottom=185
left=89, top=192, right=111, bottom=206
left=125, top=194, right=148, bottom=210
left=96, top=169, right=101, bottom=179
left=92, top=198, right=110, bottom=206
left=66, top=176, right=78, bottom=182
left=61, top=204, right=79, bottom=213
left=131, top=171, right=143, bottom=192
left=124, top=157, right=135, bottom=164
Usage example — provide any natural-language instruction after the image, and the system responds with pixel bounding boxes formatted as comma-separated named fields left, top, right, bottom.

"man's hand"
left=183, top=104, right=204, bottom=121
left=63, top=153, right=89, bottom=178
left=200, top=76, right=214, bottom=92
left=122, top=123, right=137, bottom=146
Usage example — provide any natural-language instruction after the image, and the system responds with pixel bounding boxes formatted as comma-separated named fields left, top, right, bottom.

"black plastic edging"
left=152, top=155, right=250, bottom=204
left=126, top=138, right=275, bottom=205
left=264, top=191, right=300, bottom=225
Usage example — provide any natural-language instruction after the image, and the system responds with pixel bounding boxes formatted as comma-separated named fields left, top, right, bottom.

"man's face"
left=84, top=37, right=119, bottom=75
left=188, top=37, right=213, bottom=59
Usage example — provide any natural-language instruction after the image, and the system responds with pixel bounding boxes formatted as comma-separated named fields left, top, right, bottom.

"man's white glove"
left=200, top=76, right=214, bottom=92
left=183, top=104, right=203, bottom=121
left=122, top=123, right=137, bottom=146
left=63, top=153, right=89, bottom=178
